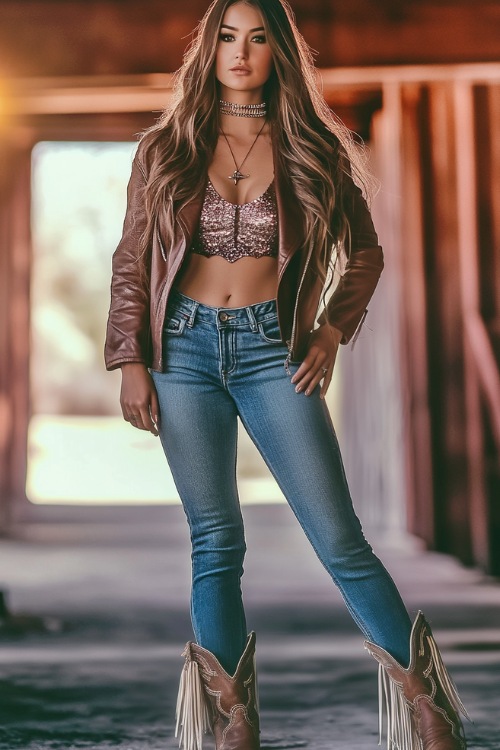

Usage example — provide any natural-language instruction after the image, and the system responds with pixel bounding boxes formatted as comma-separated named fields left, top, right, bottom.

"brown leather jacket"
left=104, top=139, right=384, bottom=372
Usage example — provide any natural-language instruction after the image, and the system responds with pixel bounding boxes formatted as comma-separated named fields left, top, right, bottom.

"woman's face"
left=216, top=2, right=273, bottom=99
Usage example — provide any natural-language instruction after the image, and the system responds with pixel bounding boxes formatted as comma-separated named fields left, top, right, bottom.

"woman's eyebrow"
left=220, top=24, right=265, bottom=32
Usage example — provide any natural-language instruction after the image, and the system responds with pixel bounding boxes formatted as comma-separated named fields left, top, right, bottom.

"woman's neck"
left=219, top=112, right=269, bottom=138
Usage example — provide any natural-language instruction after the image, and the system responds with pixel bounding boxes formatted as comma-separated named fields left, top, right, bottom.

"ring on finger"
left=321, top=367, right=328, bottom=375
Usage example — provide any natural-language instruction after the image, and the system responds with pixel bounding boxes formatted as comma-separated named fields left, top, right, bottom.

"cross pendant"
left=228, top=170, right=249, bottom=185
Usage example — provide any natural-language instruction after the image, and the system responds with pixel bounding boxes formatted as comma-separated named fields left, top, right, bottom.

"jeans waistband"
left=167, top=289, right=278, bottom=330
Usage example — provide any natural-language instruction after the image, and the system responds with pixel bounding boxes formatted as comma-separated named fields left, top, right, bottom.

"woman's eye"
left=219, top=33, right=235, bottom=42
left=252, top=35, right=266, bottom=44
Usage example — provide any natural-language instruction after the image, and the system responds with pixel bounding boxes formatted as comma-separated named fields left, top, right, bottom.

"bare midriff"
left=176, top=254, right=279, bottom=308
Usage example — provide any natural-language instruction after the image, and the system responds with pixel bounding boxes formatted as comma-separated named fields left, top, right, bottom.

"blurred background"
left=0, top=0, right=498, bottom=567
left=0, top=2, right=499, bottom=748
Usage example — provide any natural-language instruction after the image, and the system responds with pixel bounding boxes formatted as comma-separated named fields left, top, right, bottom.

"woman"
left=105, top=1, right=469, bottom=748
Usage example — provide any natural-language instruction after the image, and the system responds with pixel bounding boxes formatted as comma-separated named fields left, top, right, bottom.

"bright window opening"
left=27, top=141, right=287, bottom=505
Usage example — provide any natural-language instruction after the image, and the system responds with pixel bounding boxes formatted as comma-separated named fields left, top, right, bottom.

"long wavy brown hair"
left=138, top=0, right=375, bottom=291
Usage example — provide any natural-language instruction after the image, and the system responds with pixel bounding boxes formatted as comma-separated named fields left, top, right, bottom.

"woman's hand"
left=120, top=363, right=160, bottom=436
left=290, top=324, right=343, bottom=399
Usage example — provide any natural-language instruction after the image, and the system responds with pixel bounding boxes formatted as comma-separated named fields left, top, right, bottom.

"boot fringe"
left=175, top=645, right=211, bottom=750
left=377, top=663, right=421, bottom=750
left=253, top=652, right=260, bottom=714
left=375, top=631, right=470, bottom=750
left=426, top=633, right=470, bottom=722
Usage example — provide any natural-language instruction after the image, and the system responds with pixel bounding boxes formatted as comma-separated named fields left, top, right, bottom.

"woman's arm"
left=104, top=151, right=152, bottom=371
left=318, top=171, right=384, bottom=345
left=104, top=150, right=160, bottom=435
left=292, top=167, right=384, bottom=399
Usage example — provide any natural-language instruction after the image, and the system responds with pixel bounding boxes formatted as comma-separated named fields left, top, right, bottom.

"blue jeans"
left=152, top=290, right=412, bottom=674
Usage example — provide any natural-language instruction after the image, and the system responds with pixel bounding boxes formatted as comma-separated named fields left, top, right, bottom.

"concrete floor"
left=0, top=504, right=499, bottom=749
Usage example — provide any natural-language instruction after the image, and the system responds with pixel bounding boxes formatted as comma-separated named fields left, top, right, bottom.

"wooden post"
left=453, top=80, right=490, bottom=570
left=0, top=131, right=33, bottom=530
left=422, top=81, right=472, bottom=562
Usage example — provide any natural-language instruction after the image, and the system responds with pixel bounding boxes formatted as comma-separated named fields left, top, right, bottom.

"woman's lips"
left=230, top=68, right=251, bottom=75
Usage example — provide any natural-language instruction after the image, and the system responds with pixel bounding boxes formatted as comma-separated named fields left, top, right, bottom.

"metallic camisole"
left=190, top=178, right=279, bottom=263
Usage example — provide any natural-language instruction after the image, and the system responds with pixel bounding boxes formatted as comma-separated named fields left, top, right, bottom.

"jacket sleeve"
left=318, top=171, right=384, bottom=346
left=104, top=152, right=151, bottom=371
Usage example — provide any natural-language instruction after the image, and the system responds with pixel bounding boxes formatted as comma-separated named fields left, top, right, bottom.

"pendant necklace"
left=221, top=120, right=267, bottom=184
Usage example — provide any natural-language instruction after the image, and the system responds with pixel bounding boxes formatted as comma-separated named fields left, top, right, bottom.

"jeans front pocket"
left=164, top=311, right=189, bottom=337
left=257, top=316, right=283, bottom=344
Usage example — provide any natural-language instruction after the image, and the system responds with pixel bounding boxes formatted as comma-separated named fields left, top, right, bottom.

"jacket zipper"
left=154, top=229, right=168, bottom=321
left=284, top=241, right=315, bottom=375
left=350, top=308, right=368, bottom=350
left=157, top=228, right=167, bottom=262
left=154, top=220, right=191, bottom=369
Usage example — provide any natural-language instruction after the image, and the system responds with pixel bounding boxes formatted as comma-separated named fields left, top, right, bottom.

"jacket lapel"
left=176, top=176, right=208, bottom=249
left=272, top=137, right=305, bottom=272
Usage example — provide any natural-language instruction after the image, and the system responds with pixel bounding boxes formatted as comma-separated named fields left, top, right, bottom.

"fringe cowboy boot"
left=364, top=611, right=470, bottom=750
left=175, top=631, right=260, bottom=750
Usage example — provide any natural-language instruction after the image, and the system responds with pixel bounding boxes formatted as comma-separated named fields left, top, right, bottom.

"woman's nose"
left=234, top=44, right=248, bottom=60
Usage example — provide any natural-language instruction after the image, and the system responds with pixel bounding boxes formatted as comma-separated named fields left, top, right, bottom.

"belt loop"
left=245, top=305, right=258, bottom=332
left=187, top=301, right=199, bottom=328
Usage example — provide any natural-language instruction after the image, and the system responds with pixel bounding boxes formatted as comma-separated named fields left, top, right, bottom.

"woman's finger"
left=319, top=361, right=334, bottom=399
left=319, top=344, right=340, bottom=398
left=142, top=402, right=159, bottom=436
left=135, top=403, right=157, bottom=435
left=292, top=352, right=328, bottom=394
left=127, top=410, right=147, bottom=431
left=303, top=365, right=329, bottom=396
left=122, top=401, right=152, bottom=432
left=150, top=388, right=160, bottom=433
left=294, top=366, right=328, bottom=395
left=291, top=349, right=322, bottom=387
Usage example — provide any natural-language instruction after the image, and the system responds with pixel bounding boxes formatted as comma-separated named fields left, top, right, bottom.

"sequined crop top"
left=190, top=178, right=279, bottom=263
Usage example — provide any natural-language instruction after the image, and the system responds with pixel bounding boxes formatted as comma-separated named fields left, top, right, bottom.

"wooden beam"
left=3, top=63, right=500, bottom=118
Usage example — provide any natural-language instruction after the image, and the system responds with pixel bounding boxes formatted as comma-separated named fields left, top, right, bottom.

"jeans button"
left=219, top=312, right=229, bottom=322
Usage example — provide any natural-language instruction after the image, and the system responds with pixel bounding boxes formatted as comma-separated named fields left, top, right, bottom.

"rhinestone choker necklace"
left=219, top=99, right=267, bottom=118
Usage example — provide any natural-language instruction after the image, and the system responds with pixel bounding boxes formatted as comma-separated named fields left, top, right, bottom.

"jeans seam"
left=220, top=328, right=237, bottom=386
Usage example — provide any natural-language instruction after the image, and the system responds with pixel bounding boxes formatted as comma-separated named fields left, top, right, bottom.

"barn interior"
left=0, top=1, right=499, bottom=748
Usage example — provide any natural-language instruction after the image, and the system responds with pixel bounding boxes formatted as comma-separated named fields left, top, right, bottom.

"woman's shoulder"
left=133, top=127, right=170, bottom=178
left=130, top=141, right=147, bottom=179
left=133, top=137, right=155, bottom=179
